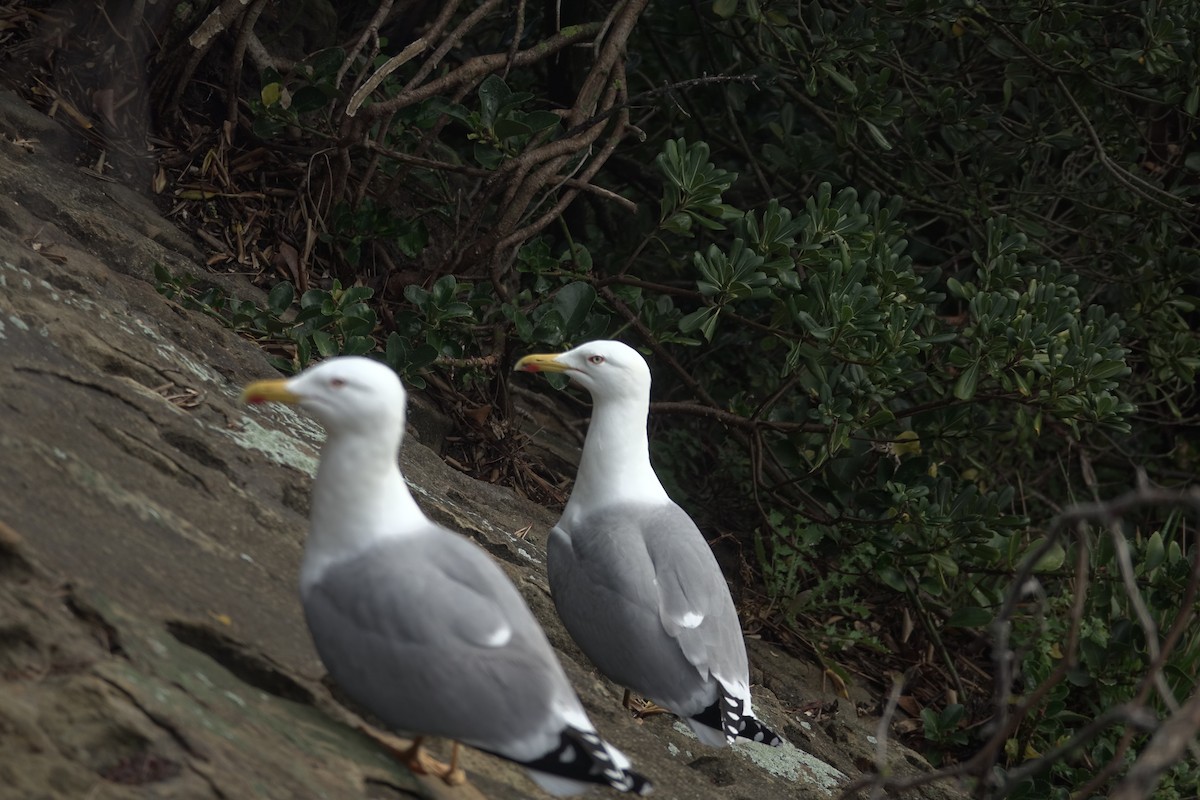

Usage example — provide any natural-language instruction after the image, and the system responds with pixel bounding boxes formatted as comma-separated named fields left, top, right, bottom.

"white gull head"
left=515, top=340, right=669, bottom=525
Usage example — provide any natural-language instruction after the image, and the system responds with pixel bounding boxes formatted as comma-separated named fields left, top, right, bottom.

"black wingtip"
left=614, top=767, right=654, bottom=796
left=694, top=689, right=785, bottom=747
left=510, top=727, right=654, bottom=795
left=737, top=715, right=784, bottom=747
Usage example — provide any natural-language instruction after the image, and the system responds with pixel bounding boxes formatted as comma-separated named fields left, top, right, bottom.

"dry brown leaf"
left=273, top=241, right=301, bottom=284
left=152, top=165, right=167, bottom=194
left=465, top=404, right=493, bottom=426
left=896, top=694, right=921, bottom=717
left=92, top=87, right=117, bottom=128
left=823, top=667, right=849, bottom=698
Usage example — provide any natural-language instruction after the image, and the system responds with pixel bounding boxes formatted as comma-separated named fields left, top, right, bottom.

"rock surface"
left=0, top=90, right=963, bottom=800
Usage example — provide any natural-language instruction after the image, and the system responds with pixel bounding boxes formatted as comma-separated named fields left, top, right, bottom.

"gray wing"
left=303, top=530, right=571, bottom=761
left=550, top=502, right=749, bottom=717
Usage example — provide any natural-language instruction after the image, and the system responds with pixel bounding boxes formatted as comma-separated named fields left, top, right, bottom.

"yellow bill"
left=241, top=378, right=300, bottom=405
left=513, top=353, right=569, bottom=374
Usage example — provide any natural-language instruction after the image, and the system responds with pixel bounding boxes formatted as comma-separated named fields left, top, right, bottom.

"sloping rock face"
left=0, top=90, right=963, bottom=800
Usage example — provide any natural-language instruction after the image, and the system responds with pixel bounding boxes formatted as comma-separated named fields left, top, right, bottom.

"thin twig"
left=1054, top=76, right=1191, bottom=213
left=837, top=485, right=1200, bottom=799
left=869, top=673, right=908, bottom=800
left=502, top=0, right=527, bottom=79
left=335, top=0, right=395, bottom=90
left=225, top=0, right=267, bottom=131
left=998, top=703, right=1158, bottom=793
left=1109, top=687, right=1200, bottom=800
left=650, top=401, right=827, bottom=433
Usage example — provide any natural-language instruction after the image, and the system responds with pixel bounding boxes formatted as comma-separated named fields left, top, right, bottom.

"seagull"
left=242, top=356, right=652, bottom=796
left=515, top=340, right=783, bottom=748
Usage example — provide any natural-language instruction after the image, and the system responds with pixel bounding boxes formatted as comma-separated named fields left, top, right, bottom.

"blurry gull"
left=516, top=340, right=783, bottom=748
left=242, top=356, right=652, bottom=795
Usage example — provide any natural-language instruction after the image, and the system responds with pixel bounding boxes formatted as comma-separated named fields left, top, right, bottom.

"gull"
left=516, top=340, right=783, bottom=748
left=243, top=356, right=652, bottom=795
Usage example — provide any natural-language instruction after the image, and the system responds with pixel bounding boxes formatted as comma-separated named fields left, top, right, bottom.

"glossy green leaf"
left=953, top=360, right=980, bottom=400
left=553, top=282, right=597, bottom=335
left=311, top=330, right=338, bottom=357
left=713, top=0, right=738, bottom=18
left=1144, top=531, right=1165, bottom=572
left=477, top=74, right=510, bottom=127
left=946, top=606, right=992, bottom=628
left=267, top=282, right=294, bottom=316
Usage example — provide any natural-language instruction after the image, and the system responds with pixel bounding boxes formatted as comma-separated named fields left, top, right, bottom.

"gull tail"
left=690, top=687, right=784, bottom=747
left=511, top=727, right=653, bottom=796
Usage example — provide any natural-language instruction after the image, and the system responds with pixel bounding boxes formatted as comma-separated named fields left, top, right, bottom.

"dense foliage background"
left=3, top=0, right=1198, bottom=796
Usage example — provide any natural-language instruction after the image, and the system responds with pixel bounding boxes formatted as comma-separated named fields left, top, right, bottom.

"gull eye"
left=329, top=377, right=347, bottom=389
left=587, top=355, right=605, bottom=365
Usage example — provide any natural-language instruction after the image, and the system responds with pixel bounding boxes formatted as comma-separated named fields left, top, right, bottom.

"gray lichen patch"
left=118, top=321, right=227, bottom=386
left=0, top=254, right=223, bottom=390
left=5, top=432, right=239, bottom=561
left=515, top=546, right=540, bottom=563
left=240, top=399, right=325, bottom=443
left=671, top=720, right=849, bottom=795
left=408, top=480, right=502, bottom=533
left=734, top=738, right=848, bottom=794
left=221, top=416, right=320, bottom=477
left=158, top=345, right=223, bottom=386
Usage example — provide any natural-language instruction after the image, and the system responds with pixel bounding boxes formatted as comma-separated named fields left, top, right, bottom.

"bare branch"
left=358, top=23, right=602, bottom=119
left=225, top=0, right=268, bottom=130
left=400, top=0, right=489, bottom=93
left=1110, top=688, right=1200, bottom=800
left=836, top=485, right=1200, bottom=799
left=335, top=0, right=395, bottom=90
left=345, top=38, right=430, bottom=117
left=1054, top=77, right=1192, bottom=213
left=568, top=0, right=650, bottom=126
left=187, top=0, right=255, bottom=49
left=502, top=0, right=527, bottom=79
left=245, top=32, right=293, bottom=72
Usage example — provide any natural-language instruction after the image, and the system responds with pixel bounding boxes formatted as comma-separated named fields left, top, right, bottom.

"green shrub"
left=134, top=0, right=1199, bottom=792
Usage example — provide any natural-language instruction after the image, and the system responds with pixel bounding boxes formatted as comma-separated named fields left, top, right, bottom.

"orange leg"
left=359, top=727, right=467, bottom=786
left=622, top=688, right=671, bottom=719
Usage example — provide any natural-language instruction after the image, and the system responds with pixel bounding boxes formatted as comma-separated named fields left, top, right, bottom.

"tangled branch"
left=839, top=482, right=1200, bottom=800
